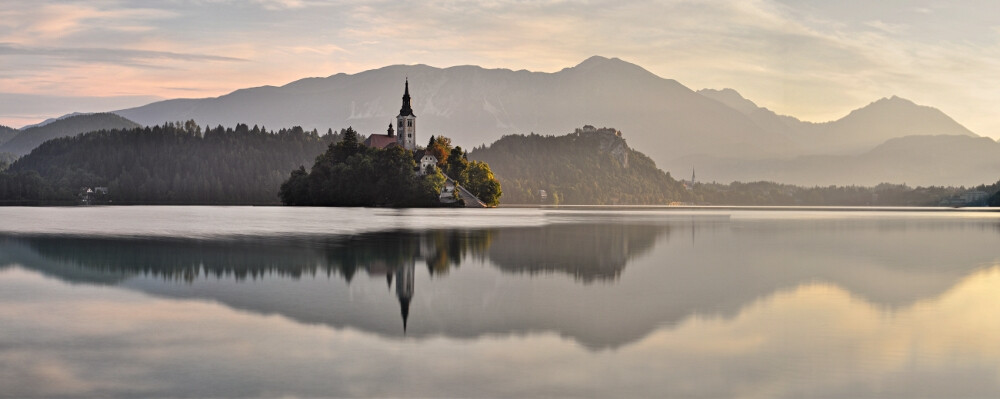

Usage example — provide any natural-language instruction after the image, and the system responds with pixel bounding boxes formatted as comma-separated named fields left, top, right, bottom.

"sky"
left=2, top=0, right=1000, bottom=138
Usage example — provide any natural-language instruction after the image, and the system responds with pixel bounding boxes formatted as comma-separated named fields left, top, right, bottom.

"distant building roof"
left=364, top=134, right=397, bottom=149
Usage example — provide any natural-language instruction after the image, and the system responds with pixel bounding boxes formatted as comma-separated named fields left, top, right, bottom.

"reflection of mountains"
left=488, top=223, right=665, bottom=281
left=2, top=217, right=999, bottom=349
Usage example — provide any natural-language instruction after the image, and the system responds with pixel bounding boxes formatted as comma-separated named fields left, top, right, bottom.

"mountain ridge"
left=113, top=56, right=795, bottom=169
left=0, top=113, right=141, bottom=156
left=0, top=55, right=971, bottom=187
left=697, top=88, right=977, bottom=156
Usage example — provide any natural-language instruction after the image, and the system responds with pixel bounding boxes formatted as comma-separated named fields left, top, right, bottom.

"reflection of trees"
left=12, top=222, right=672, bottom=285
left=15, top=231, right=495, bottom=284
left=487, top=223, right=670, bottom=282
left=6, top=222, right=670, bottom=285
left=5, top=223, right=668, bottom=335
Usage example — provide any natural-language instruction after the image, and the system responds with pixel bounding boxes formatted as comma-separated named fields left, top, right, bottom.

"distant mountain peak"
left=567, top=56, right=649, bottom=75
left=576, top=55, right=615, bottom=66
left=870, top=95, right=913, bottom=106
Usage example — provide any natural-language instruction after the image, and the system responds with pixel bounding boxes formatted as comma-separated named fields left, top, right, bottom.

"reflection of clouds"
left=3, top=265, right=1000, bottom=397
left=628, top=267, right=1000, bottom=398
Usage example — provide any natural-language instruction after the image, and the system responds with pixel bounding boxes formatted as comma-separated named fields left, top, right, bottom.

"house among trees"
left=415, top=151, right=438, bottom=176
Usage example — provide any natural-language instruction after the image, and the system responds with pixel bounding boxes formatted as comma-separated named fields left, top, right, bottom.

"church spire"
left=399, top=78, right=414, bottom=117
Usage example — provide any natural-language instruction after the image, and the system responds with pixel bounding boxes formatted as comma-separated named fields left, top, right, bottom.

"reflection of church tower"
left=395, top=258, right=415, bottom=332
left=396, top=79, right=416, bottom=150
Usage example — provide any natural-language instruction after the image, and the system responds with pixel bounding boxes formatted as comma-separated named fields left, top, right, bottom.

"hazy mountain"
left=0, top=113, right=140, bottom=156
left=698, top=89, right=977, bottom=155
left=94, top=56, right=989, bottom=187
left=696, top=88, right=807, bottom=144
left=17, top=112, right=92, bottom=131
left=116, top=56, right=796, bottom=170
left=686, top=135, right=1000, bottom=187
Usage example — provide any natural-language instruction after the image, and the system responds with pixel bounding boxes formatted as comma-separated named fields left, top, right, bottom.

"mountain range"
left=696, top=89, right=976, bottom=155
left=8, top=56, right=998, bottom=186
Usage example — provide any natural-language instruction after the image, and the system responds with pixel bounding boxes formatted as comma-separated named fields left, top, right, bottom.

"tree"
left=279, top=166, right=310, bottom=205
left=425, top=135, right=450, bottom=168
left=445, top=146, right=469, bottom=179
left=463, top=161, right=502, bottom=207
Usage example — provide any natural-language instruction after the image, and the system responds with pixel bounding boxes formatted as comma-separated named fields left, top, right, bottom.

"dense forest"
left=279, top=130, right=501, bottom=207
left=0, top=152, right=15, bottom=172
left=0, top=121, right=336, bottom=204
left=469, top=126, right=689, bottom=205
left=0, top=113, right=140, bottom=156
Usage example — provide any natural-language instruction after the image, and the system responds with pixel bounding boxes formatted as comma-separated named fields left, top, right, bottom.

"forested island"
left=279, top=130, right=501, bottom=207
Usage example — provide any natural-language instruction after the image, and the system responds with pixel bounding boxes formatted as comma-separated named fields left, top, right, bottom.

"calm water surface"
left=1, top=206, right=999, bottom=398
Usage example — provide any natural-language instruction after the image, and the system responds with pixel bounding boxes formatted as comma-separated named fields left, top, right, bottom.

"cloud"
left=0, top=43, right=246, bottom=68
left=254, top=0, right=307, bottom=10
left=2, top=2, right=177, bottom=42
left=2, top=0, right=1000, bottom=136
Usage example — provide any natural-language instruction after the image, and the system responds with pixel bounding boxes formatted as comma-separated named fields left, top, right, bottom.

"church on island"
left=363, top=78, right=418, bottom=152
left=363, top=79, right=489, bottom=207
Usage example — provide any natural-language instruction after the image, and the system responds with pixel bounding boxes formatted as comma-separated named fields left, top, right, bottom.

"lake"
left=1, top=206, right=999, bottom=398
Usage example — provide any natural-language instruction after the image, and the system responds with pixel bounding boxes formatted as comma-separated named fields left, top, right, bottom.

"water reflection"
left=3, top=211, right=1000, bottom=397
left=0, top=222, right=668, bottom=337
left=1, top=214, right=999, bottom=350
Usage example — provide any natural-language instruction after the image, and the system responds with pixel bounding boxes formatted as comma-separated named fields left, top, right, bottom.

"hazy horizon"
left=2, top=1, right=1000, bottom=138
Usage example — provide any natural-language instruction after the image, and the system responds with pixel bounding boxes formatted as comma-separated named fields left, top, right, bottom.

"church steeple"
left=399, top=78, right=414, bottom=117
left=396, top=79, right=417, bottom=150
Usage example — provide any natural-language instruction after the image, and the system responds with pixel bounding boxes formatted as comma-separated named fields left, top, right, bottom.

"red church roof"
left=364, top=134, right=398, bottom=149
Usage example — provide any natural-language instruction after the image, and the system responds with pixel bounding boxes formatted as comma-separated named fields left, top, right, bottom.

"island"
left=279, top=80, right=501, bottom=207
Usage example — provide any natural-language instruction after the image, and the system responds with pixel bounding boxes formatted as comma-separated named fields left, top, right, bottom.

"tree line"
left=692, top=181, right=998, bottom=207
left=0, top=121, right=336, bottom=204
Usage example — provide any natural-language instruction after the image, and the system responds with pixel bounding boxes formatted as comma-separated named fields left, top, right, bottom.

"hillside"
left=0, top=125, right=17, bottom=147
left=1, top=123, right=335, bottom=204
left=0, top=113, right=141, bottom=156
left=684, top=135, right=1000, bottom=187
left=469, top=126, right=688, bottom=205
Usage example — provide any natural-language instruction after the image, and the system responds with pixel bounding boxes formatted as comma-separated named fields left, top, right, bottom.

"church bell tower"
left=396, top=79, right=416, bottom=150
